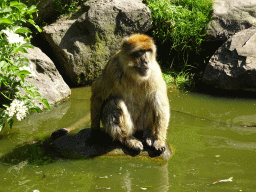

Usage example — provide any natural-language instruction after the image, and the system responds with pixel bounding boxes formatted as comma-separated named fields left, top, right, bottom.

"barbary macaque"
left=91, top=34, right=170, bottom=153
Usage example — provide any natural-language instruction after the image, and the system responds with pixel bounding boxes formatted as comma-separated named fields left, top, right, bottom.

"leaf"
left=29, top=107, right=42, bottom=113
left=1, top=91, right=12, bottom=100
left=35, top=25, right=42, bottom=33
left=40, top=99, right=51, bottom=110
left=0, top=7, right=12, bottom=13
left=2, top=104, right=9, bottom=108
left=9, top=65, right=19, bottom=70
left=19, top=70, right=31, bottom=75
left=27, top=5, right=38, bottom=13
left=12, top=47, right=28, bottom=54
left=20, top=43, right=34, bottom=49
left=18, top=74, right=25, bottom=82
left=20, top=57, right=29, bottom=63
left=10, top=1, right=26, bottom=9
left=11, top=81, right=21, bottom=89
left=28, top=19, right=42, bottom=32
left=5, top=58, right=13, bottom=65
left=10, top=1, right=19, bottom=6
left=0, top=18, right=13, bottom=24
left=15, top=27, right=31, bottom=34
left=7, top=118, right=14, bottom=129
left=33, top=91, right=41, bottom=98
left=0, top=61, right=8, bottom=70
left=23, top=87, right=31, bottom=95
left=0, top=123, right=5, bottom=131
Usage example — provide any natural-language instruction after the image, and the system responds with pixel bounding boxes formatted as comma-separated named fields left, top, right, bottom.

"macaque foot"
left=145, top=137, right=154, bottom=147
left=51, top=128, right=69, bottom=140
left=153, top=140, right=166, bottom=153
left=125, top=137, right=144, bottom=151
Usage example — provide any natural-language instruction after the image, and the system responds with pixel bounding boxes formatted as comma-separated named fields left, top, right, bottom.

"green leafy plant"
left=146, top=0, right=213, bottom=54
left=145, top=0, right=213, bottom=79
left=0, top=0, right=50, bottom=131
left=163, top=69, right=193, bottom=90
left=53, top=0, right=84, bottom=16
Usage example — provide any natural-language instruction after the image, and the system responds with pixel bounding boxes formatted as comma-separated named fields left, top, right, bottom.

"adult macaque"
left=91, top=34, right=170, bottom=153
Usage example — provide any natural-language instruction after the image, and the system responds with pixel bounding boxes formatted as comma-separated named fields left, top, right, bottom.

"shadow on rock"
left=50, top=128, right=172, bottom=160
left=0, top=129, right=171, bottom=166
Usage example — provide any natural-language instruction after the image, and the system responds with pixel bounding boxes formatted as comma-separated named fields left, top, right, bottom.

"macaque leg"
left=101, top=98, right=143, bottom=151
left=153, top=126, right=167, bottom=152
left=143, top=121, right=167, bottom=152
left=142, top=129, right=166, bottom=153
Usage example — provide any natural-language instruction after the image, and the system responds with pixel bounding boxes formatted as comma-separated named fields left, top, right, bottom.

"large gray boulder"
left=203, top=28, right=256, bottom=91
left=23, top=47, right=71, bottom=108
left=207, top=0, right=256, bottom=41
left=42, top=0, right=152, bottom=86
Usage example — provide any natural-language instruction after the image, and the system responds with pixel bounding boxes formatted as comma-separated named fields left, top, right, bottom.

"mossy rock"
left=41, top=0, right=152, bottom=86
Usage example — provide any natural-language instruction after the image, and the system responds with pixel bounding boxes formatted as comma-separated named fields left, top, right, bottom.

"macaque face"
left=129, top=49, right=153, bottom=78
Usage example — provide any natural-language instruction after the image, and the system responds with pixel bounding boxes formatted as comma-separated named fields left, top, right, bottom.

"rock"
left=32, top=0, right=57, bottom=24
left=51, top=128, right=172, bottom=161
left=203, top=28, right=256, bottom=91
left=207, top=0, right=256, bottom=42
left=23, top=47, right=71, bottom=108
left=41, top=0, right=152, bottom=86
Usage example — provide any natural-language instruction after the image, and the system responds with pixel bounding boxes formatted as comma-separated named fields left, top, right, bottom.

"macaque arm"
left=152, top=89, right=170, bottom=141
left=90, top=94, right=103, bottom=130
left=90, top=75, right=106, bottom=130
left=90, top=71, right=113, bottom=130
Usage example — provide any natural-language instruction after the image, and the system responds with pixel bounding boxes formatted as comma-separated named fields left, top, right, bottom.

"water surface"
left=0, top=87, right=256, bottom=191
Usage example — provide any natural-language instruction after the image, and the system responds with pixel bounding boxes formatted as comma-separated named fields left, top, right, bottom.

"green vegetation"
left=145, top=0, right=213, bottom=89
left=162, top=70, right=192, bottom=90
left=51, top=0, right=84, bottom=17
left=0, top=0, right=50, bottom=131
left=22, top=0, right=84, bottom=16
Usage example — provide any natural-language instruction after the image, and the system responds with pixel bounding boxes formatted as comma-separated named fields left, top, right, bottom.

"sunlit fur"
left=91, top=34, right=170, bottom=152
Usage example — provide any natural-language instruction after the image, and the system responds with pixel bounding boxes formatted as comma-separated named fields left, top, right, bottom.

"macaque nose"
left=138, top=64, right=149, bottom=76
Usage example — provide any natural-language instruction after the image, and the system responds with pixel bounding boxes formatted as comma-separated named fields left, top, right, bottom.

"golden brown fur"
left=91, top=34, right=170, bottom=152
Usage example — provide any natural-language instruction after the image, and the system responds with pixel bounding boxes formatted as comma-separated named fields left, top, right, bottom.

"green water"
left=1, top=87, right=256, bottom=191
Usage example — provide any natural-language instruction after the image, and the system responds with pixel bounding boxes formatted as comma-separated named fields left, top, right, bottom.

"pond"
left=0, top=86, right=256, bottom=191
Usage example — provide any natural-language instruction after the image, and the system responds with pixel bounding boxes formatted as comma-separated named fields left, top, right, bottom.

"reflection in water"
left=123, top=171, right=132, bottom=192
left=87, top=159, right=169, bottom=192
left=7, top=160, right=28, bottom=177
left=0, top=87, right=256, bottom=191
left=233, top=114, right=256, bottom=125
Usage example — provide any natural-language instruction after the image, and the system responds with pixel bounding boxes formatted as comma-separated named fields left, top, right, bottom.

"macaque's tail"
left=51, top=113, right=90, bottom=140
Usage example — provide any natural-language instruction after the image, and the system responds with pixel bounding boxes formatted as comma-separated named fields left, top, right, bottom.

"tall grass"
left=146, top=0, right=213, bottom=54
left=145, top=0, right=213, bottom=88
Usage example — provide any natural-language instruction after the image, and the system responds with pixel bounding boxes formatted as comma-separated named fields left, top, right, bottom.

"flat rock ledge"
left=50, top=128, right=172, bottom=161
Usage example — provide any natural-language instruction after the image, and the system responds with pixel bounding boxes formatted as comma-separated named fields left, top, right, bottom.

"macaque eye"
left=131, top=49, right=152, bottom=58
left=132, top=50, right=145, bottom=58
